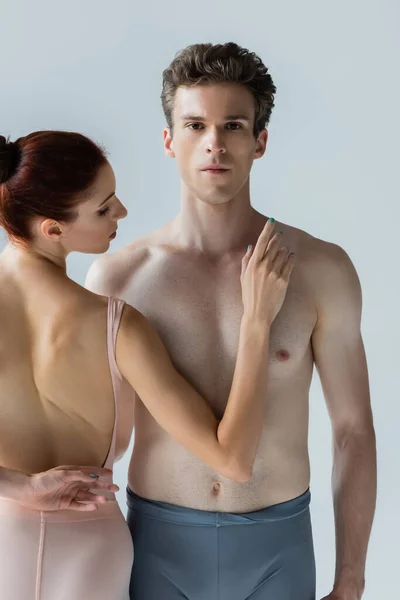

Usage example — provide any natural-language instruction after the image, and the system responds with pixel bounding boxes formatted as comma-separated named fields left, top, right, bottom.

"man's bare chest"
left=123, top=254, right=317, bottom=411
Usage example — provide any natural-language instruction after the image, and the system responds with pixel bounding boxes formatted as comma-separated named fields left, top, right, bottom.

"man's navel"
left=211, top=481, right=222, bottom=496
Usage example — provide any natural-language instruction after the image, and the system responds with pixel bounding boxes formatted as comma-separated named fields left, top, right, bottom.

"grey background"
left=1, top=0, right=399, bottom=597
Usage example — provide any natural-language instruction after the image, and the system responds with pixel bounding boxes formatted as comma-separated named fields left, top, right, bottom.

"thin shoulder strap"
left=104, top=296, right=125, bottom=469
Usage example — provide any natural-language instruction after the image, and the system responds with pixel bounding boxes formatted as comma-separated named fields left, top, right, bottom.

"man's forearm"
left=331, top=426, right=377, bottom=598
left=0, top=466, right=30, bottom=501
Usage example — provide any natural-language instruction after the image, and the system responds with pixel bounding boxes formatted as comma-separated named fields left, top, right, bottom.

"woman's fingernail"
left=89, top=474, right=99, bottom=479
left=247, top=245, right=252, bottom=252
left=269, top=217, right=275, bottom=223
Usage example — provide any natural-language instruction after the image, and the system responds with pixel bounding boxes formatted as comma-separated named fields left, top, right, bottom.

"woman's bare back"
left=0, top=246, right=133, bottom=475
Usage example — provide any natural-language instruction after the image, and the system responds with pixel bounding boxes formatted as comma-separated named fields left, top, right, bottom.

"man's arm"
left=85, top=253, right=138, bottom=422
left=311, top=243, right=376, bottom=600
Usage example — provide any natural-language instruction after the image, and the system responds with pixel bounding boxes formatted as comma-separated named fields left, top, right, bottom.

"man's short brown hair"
left=161, top=42, right=276, bottom=136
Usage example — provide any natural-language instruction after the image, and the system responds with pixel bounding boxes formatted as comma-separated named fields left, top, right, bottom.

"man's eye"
left=188, top=123, right=204, bottom=130
left=226, top=123, right=241, bottom=130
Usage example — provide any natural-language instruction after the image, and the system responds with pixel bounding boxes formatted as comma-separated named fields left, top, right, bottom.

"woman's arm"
left=116, top=220, right=295, bottom=482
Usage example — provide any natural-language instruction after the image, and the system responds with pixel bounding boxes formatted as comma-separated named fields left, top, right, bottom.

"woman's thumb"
left=241, top=244, right=253, bottom=278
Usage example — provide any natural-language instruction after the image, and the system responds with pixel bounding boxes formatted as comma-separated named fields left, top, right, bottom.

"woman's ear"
left=40, top=219, right=63, bottom=242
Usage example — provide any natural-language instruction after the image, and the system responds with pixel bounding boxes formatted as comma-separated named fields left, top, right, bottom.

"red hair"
left=0, top=131, right=107, bottom=242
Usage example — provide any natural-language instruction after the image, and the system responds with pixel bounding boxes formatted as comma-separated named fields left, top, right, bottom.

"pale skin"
left=86, top=82, right=376, bottom=599
left=0, top=162, right=293, bottom=514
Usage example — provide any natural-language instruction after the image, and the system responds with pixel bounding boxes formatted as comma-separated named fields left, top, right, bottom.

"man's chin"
left=197, top=191, right=236, bottom=206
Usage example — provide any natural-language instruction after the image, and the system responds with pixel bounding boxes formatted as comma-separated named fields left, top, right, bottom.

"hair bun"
left=0, top=136, right=21, bottom=184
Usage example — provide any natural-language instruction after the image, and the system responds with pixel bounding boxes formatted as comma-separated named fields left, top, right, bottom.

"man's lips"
left=200, top=165, right=231, bottom=173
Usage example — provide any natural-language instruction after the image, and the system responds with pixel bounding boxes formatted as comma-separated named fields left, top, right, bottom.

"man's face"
left=164, top=83, right=268, bottom=205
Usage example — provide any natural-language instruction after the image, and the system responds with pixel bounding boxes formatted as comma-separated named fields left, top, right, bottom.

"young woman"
left=0, top=131, right=294, bottom=599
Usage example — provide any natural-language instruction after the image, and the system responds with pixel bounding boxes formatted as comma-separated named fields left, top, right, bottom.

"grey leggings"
left=127, top=487, right=316, bottom=600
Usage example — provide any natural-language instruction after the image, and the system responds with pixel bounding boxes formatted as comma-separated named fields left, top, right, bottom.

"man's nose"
left=205, top=129, right=226, bottom=154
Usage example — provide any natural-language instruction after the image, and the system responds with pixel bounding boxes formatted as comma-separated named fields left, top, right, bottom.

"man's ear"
left=164, top=127, right=175, bottom=158
left=254, top=129, right=268, bottom=160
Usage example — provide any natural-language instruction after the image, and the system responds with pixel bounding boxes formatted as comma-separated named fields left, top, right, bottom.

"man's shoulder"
left=282, top=221, right=352, bottom=273
left=85, top=231, right=159, bottom=297
left=93, top=236, right=152, bottom=276
left=284, top=222, right=360, bottom=303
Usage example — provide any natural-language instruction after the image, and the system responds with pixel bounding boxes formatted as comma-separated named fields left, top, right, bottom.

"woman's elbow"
left=221, top=461, right=253, bottom=483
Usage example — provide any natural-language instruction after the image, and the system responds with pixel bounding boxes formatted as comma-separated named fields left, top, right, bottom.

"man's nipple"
left=276, top=348, right=290, bottom=361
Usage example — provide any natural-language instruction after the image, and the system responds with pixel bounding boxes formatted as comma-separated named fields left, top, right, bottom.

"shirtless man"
left=86, top=43, right=377, bottom=600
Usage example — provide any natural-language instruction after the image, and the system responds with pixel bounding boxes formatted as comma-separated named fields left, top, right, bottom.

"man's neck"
left=173, top=185, right=268, bottom=259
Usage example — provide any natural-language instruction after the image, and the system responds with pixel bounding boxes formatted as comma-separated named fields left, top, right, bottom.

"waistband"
left=126, top=487, right=311, bottom=527
left=0, top=497, right=123, bottom=523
